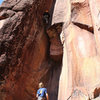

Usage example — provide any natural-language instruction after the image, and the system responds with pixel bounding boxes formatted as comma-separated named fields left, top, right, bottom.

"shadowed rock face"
left=0, top=0, right=62, bottom=100
left=47, top=23, right=63, bottom=61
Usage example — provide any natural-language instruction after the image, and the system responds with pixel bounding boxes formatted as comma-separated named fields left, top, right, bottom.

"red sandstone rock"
left=47, top=23, right=63, bottom=61
left=0, top=0, right=61, bottom=100
left=1, top=0, right=100, bottom=100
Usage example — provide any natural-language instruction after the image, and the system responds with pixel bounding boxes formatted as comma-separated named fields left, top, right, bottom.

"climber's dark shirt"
left=43, top=12, right=50, bottom=24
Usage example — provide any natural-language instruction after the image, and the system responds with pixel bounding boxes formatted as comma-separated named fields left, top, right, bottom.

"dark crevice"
left=94, top=87, right=100, bottom=98
left=73, top=22, right=94, bottom=33
left=0, top=13, right=9, bottom=20
left=49, top=0, right=56, bottom=26
left=47, top=61, right=62, bottom=100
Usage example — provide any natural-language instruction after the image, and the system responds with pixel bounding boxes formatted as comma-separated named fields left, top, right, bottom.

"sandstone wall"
left=1, top=0, right=100, bottom=100
left=0, top=0, right=61, bottom=100
left=52, top=0, right=100, bottom=100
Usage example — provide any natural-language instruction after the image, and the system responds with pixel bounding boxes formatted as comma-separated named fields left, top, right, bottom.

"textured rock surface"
left=52, top=0, right=100, bottom=100
left=47, top=23, right=63, bottom=61
left=1, top=0, right=100, bottom=100
left=0, top=0, right=62, bottom=100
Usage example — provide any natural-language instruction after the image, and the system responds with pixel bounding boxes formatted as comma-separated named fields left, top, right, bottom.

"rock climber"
left=36, top=82, right=49, bottom=100
left=43, top=10, right=50, bottom=25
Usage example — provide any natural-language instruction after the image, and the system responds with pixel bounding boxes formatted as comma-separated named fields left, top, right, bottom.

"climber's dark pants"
left=43, top=16, right=49, bottom=24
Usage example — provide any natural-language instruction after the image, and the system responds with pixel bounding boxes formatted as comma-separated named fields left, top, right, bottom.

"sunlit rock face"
left=52, top=0, right=100, bottom=100
left=0, top=0, right=62, bottom=100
